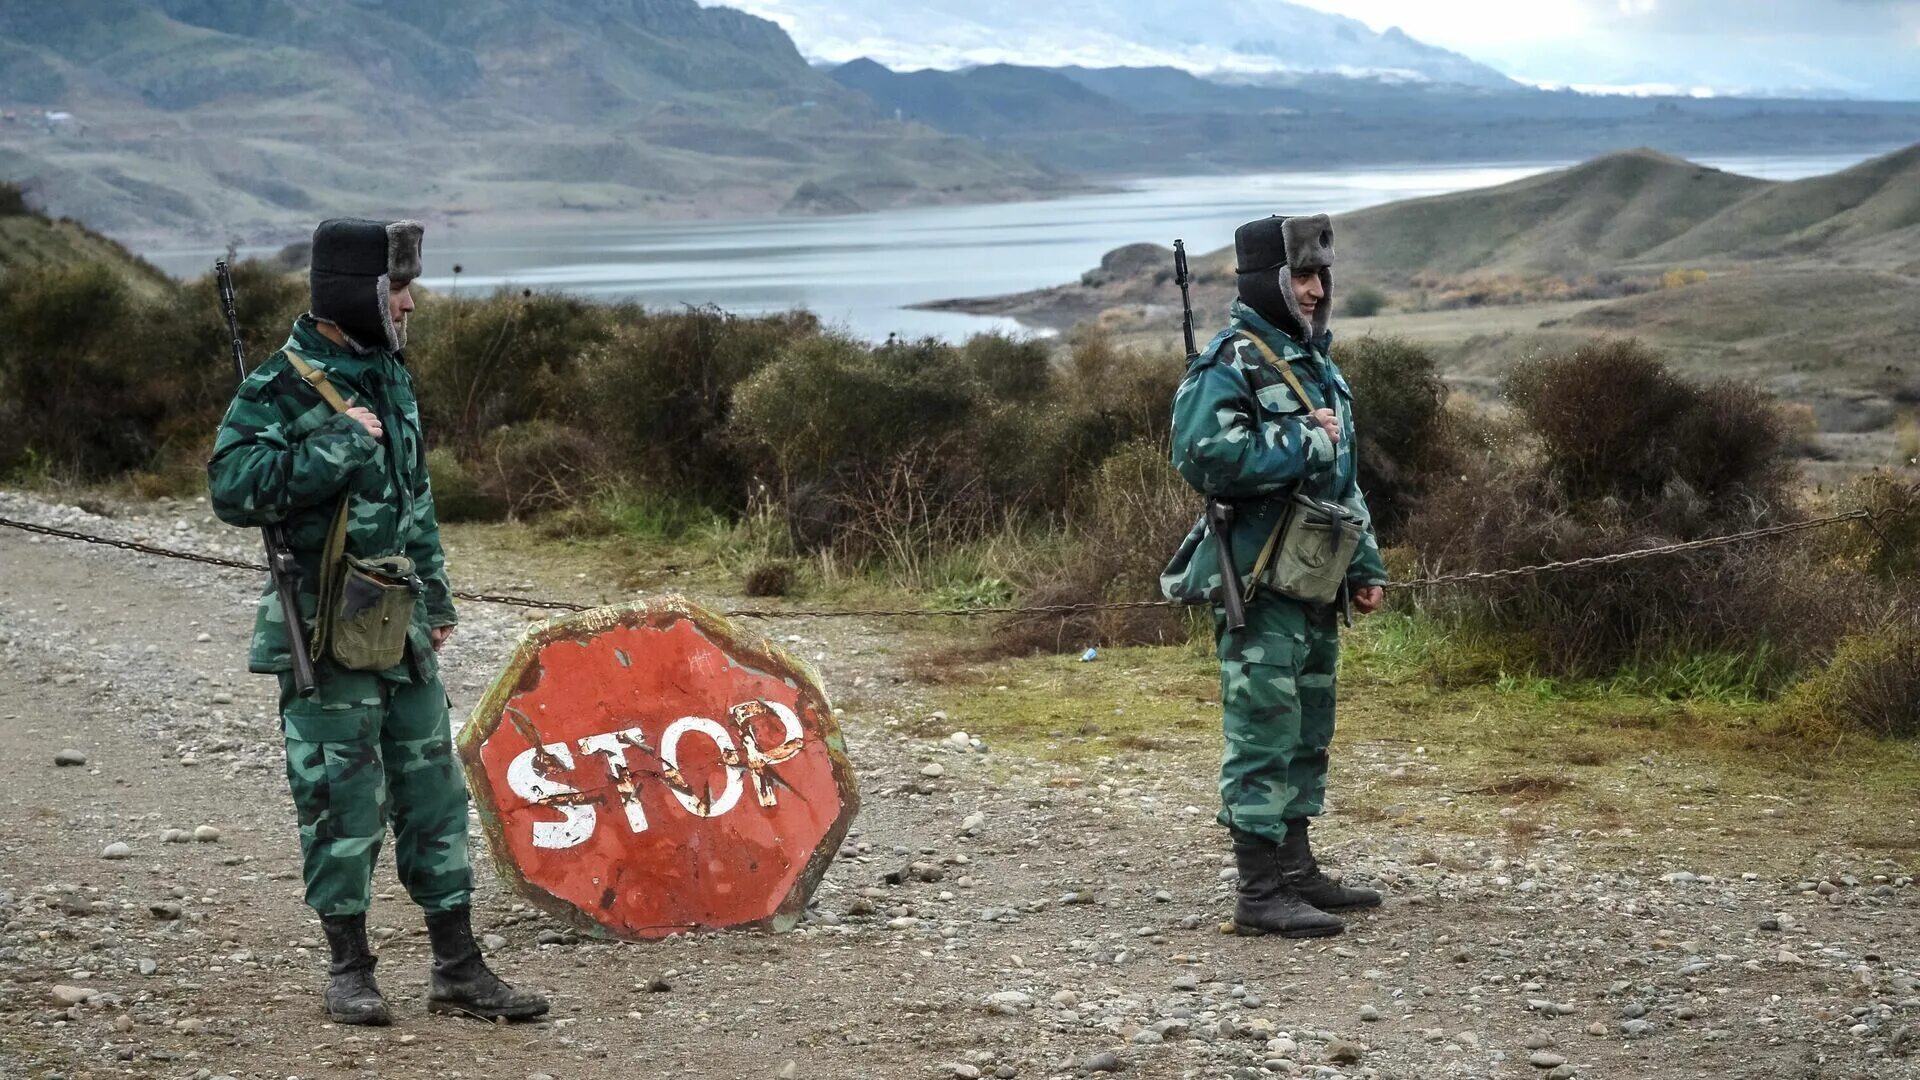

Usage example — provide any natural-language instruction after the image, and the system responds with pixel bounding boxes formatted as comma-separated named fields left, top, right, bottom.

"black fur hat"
left=309, top=218, right=423, bottom=353
left=1234, top=214, right=1334, bottom=342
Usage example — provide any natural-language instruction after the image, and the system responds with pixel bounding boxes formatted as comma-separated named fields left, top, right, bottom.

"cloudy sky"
left=722, top=0, right=1920, bottom=99
left=1287, top=0, right=1920, bottom=96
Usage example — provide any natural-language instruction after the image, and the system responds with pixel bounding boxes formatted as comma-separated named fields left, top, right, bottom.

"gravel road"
left=2, top=490, right=1915, bottom=1080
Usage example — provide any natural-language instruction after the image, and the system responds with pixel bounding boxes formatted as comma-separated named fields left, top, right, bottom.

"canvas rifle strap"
left=1235, top=330, right=1322, bottom=602
left=283, top=347, right=354, bottom=663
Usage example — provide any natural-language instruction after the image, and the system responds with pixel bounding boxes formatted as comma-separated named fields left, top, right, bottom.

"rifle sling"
left=282, top=347, right=354, bottom=664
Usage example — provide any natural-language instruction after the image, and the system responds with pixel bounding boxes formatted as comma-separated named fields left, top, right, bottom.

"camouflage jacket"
left=1161, top=300, right=1388, bottom=606
left=208, top=314, right=454, bottom=681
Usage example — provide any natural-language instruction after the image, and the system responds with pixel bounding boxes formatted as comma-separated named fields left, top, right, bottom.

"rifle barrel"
left=214, top=258, right=318, bottom=696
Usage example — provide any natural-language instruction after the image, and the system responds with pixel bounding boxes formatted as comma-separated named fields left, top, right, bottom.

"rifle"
left=1174, top=240, right=1248, bottom=634
left=216, top=260, right=318, bottom=697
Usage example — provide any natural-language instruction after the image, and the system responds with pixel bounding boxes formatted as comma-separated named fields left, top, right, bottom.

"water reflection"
left=140, top=152, right=1890, bottom=342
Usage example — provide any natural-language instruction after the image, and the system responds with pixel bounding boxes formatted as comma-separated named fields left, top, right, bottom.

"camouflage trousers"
left=1214, top=595, right=1341, bottom=843
left=275, top=668, right=472, bottom=917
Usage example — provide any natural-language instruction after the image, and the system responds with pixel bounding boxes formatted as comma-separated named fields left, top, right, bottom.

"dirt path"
left=1, top=491, right=1915, bottom=1080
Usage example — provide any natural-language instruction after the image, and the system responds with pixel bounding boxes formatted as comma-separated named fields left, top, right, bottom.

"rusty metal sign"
left=457, top=598, right=859, bottom=940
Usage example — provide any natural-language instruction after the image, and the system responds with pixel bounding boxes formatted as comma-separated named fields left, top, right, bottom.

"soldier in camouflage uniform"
left=209, top=219, right=547, bottom=1024
left=1161, top=215, right=1389, bottom=938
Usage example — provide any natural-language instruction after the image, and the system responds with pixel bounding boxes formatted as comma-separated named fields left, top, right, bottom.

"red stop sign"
left=457, top=599, right=859, bottom=940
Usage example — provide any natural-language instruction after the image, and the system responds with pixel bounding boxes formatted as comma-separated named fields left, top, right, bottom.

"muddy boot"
left=425, top=907, right=549, bottom=1022
left=1279, top=817, right=1382, bottom=912
left=1230, top=830, right=1344, bottom=938
left=320, top=914, right=392, bottom=1026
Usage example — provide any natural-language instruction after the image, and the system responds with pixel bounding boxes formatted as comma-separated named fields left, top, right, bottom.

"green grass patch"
left=917, top=614, right=1920, bottom=869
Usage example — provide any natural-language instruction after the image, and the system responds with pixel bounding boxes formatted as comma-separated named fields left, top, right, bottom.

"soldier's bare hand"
left=1353, top=586, right=1385, bottom=614
left=430, top=625, right=454, bottom=652
left=344, top=402, right=383, bottom=442
left=1310, top=408, right=1341, bottom=444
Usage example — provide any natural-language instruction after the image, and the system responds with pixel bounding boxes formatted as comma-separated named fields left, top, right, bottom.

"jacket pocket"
left=1256, top=382, right=1308, bottom=415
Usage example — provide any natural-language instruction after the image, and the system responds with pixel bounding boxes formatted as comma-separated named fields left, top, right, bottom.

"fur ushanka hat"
left=309, top=218, right=424, bottom=353
left=1233, top=214, right=1333, bottom=343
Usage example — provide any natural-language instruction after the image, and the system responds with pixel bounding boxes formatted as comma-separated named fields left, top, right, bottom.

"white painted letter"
left=506, top=743, right=596, bottom=849
left=577, top=728, right=651, bottom=836
left=659, top=717, right=745, bottom=818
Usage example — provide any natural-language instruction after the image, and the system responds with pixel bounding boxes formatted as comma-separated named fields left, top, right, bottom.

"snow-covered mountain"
left=706, top=0, right=1518, bottom=88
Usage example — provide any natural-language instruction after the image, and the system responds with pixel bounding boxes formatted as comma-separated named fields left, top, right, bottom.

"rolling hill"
left=0, top=0, right=1071, bottom=241
left=930, top=145, right=1920, bottom=457
left=1642, top=143, right=1920, bottom=269
left=1335, top=150, right=1770, bottom=278
left=1135, top=145, right=1920, bottom=290
left=0, top=186, right=172, bottom=301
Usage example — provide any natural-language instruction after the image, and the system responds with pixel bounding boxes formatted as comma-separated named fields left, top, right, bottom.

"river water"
left=142, top=151, right=1885, bottom=342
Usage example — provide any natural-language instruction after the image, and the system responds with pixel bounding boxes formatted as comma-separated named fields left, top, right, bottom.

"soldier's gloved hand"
left=344, top=400, right=384, bottom=442
left=1310, top=408, right=1341, bottom=445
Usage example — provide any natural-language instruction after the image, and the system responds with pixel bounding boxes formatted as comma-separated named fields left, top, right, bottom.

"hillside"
left=1642, top=144, right=1920, bottom=269
left=831, top=60, right=1128, bottom=137
left=928, top=146, right=1920, bottom=472
left=0, top=189, right=172, bottom=301
left=0, top=0, right=1071, bottom=242
left=1333, top=150, right=1768, bottom=279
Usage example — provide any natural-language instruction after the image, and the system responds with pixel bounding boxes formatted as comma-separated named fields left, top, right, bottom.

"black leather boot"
left=320, top=913, right=392, bottom=1026
left=424, top=906, right=549, bottom=1022
left=1230, top=830, right=1344, bottom=938
left=1279, top=817, right=1382, bottom=911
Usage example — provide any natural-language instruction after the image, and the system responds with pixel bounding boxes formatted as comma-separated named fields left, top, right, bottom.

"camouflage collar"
left=289, top=314, right=394, bottom=375
left=1230, top=301, right=1333, bottom=358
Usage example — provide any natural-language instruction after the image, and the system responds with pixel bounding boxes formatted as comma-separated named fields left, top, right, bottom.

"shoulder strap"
left=1235, top=331, right=1315, bottom=408
left=282, top=347, right=354, bottom=414
left=1234, top=333, right=1322, bottom=604
left=282, top=347, right=355, bottom=665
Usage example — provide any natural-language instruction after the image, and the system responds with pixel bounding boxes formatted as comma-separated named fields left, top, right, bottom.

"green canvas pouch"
left=325, top=553, right=418, bottom=672
left=1250, top=493, right=1363, bottom=606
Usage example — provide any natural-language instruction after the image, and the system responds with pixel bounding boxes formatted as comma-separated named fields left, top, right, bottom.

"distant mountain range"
left=1, top=1, right=1918, bottom=245
left=719, top=0, right=1516, bottom=88
left=0, top=0, right=1072, bottom=238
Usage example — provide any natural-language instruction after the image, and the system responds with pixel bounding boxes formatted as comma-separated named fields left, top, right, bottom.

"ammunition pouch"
left=312, top=501, right=419, bottom=672
left=1246, top=493, right=1363, bottom=606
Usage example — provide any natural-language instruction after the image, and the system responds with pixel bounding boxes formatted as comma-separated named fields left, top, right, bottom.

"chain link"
left=1, top=487, right=1911, bottom=620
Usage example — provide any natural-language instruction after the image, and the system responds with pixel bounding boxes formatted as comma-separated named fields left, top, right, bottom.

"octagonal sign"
left=457, top=598, right=859, bottom=940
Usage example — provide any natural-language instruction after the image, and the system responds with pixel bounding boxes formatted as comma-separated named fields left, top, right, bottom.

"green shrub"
left=408, top=290, right=612, bottom=454
left=743, top=560, right=797, bottom=597
left=426, top=447, right=507, bottom=523
left=733, top=332, right=980, bottom=485
left=1343, top=283, right=1388, bottom=318
left=1331, top=335, right=1460, bottom=541
left=1823, top=472, right=1920, bottom=581
left=1782, top=619, right=1920, bottom=739
left=993, top=439, right=1196, bottom=653
left=0, top=264, right=154, bottom=477
left=576, top=306, right=806, bottom=506
left=962, top=332, right=1053, bottom=401
left=0, top=183, right=30, bottom=217
left=1400, top=338, right=1812, bottom=680
left=475, top=420, right=604, bottom=518
left=1505, top=338, right=1790, bottom=505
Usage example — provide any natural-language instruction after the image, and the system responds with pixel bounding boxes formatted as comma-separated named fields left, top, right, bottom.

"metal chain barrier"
left=1, top=487, right=1912, bottom=620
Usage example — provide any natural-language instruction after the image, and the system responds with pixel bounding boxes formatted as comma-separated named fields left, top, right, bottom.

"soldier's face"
left=1291, top=272, right=1323, bottom=319
left=389, top=283, right=414, bottom=346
